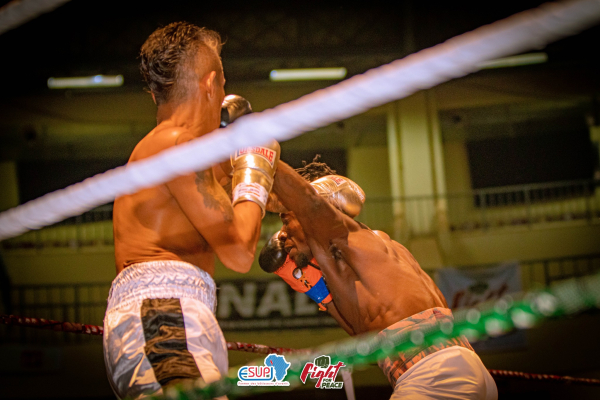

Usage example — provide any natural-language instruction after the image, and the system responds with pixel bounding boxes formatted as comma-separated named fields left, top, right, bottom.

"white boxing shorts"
left=103, top=260, right=228, bottom=400
left=390, top=346, right=498, bottom=400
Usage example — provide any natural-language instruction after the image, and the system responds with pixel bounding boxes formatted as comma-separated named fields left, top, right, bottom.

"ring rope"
left=149, top=273, right=600, bottom=399
left=3, top=314, right=600, bottom=387
left=1, top=0, right=600, bottom=241
left=0, top=314, right=308, bottom=355
left=3, top=273, right=600, bottom=398
left=8, top=309, right=600, bottom=388
left=1, top=314, right=104, bottom=336
left=487, top=369, right=600, bottom=386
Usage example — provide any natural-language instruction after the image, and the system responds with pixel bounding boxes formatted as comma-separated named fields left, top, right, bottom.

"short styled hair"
left=295, top=155, right=337, bottom=182
left=139, top=22, right=222, bottom=105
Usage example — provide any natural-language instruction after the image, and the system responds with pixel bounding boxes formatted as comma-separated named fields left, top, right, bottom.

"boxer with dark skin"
left=271, top=161, right=497, bottom=399
left=272, top=160, right=447, bottom=334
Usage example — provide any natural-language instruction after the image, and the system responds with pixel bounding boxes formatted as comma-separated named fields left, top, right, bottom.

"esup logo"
left=237, top=354, right=291, bottom=386
left=300, top=355, right=346, bottom=389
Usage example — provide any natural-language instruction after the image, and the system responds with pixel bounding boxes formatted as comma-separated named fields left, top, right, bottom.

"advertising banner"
left=436, top=262, right=522, bottom=309
left=436, top=262, right=526, bottom=352
left=216, top=279, right=337, bottom=331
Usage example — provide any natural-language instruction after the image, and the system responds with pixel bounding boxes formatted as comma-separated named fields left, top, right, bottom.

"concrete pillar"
left=386, top=91, right=448, bottom=241
left=591, top=126, right=600, bottom=180
left=348, top=146, right=392, bottom=233
left=0, top=161, right=19, bottom=212
left=443, top=140, right=475, bottom=230
left=590, top=126, right=600, bottom=210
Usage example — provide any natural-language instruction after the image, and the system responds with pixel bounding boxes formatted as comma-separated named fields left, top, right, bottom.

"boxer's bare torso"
left=114, top=124, right=224, bottom=275
left=114, top=70, right=262, bottom=276
left=274, top=161, right=447, bottom=335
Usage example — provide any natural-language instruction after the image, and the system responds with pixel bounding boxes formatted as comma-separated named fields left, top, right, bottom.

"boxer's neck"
left=156, top=98, right=218, bottom=138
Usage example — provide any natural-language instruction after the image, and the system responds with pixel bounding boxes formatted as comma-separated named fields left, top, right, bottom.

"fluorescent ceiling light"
left=270, top=68, right=347, bottom=82
left=47, top=74, right=124, bottom=89
left=478, top=52, right=548, bottom=69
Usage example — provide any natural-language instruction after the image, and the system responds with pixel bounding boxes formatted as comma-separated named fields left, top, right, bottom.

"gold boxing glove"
left=231, top=141, right=281, bottom=217
left=310, top=175, right=365, bottom=218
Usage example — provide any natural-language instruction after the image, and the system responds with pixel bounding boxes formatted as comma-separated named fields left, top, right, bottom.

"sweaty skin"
left=274, top=161, right=447, bottom=335
left=113, top=68, right=262, bottom=276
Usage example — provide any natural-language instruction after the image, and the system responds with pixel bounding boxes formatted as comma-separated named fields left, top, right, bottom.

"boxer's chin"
left=295, top=252, right=311, bottom=269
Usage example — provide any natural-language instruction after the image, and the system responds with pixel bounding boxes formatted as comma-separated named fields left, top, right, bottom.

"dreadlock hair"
left=295, top=155, right=337, bottom=182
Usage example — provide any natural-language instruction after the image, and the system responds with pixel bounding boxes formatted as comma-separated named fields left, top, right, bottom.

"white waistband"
left=106, top=260, right=217, bottom=314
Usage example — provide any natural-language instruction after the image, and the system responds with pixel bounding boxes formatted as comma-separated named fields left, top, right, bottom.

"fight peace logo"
left=300, top=355, right=346, bottom=389
left=237, top=354, right=291, bottom=386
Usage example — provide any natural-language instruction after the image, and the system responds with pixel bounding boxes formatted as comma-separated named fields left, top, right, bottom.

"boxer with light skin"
left=264, top=158, right=497, bottom=399
left=105, top=22, right=279, bottom=400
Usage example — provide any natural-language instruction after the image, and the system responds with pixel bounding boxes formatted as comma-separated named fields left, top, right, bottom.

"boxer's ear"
left=201, top=70, right=218, bottom=99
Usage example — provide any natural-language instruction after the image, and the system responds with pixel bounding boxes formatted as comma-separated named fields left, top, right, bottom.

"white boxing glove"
left=231, top=141, right=281, bottom=217
left=310, top=175, right=365, bottom=218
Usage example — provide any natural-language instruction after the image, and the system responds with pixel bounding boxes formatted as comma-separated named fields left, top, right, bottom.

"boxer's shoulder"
left=131, top=124, right=193, bottom=161
left=346, top=227, right=388, bottom=253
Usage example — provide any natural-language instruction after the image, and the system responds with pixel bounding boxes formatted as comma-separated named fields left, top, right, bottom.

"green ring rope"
left=144, top=273, right=600, bottom=400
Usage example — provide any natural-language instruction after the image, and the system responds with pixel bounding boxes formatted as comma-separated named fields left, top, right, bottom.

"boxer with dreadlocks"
left=260, top=157, right=497, bottom=400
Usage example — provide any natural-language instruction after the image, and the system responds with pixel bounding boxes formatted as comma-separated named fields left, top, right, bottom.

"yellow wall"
left=439, top=223, right=600, bottom=266
left=4, top=248, right=117, bottom=285
left=347, top=146, right=391, bottom=197
left=443, top=140, right=473, bottom=194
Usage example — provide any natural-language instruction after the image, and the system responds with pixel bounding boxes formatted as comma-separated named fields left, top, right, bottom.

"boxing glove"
left=231, top=141, right=281, bottom=217
left=258, top=232, right=288, bottom=273
left=218, top=95, right=254, bottom=181
left=220, top=94, right=252, bottom=128
left=274, top=256, right=332, bottom=311
left=259, top=231, right=332, bottom=310
left=310, top=175, right=365, bottom=218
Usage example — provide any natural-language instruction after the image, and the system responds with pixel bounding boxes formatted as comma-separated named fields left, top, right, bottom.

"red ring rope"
left=487, top=369, right=600, bottom=386
left=2, top=314, right=599, bottom=386
left=1, top=314, right=103, bottom=335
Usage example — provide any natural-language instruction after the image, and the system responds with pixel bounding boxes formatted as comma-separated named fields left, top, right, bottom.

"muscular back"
left=114, top=125, right=223, bottom=275
left=273, top=161, right=447, bottom=335
left=317, top=224, right=447, bottom=335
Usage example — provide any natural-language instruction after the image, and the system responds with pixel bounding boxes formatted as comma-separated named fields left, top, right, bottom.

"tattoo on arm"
left=222, top=180, right=233, bottom=200
left=195, top=170, right=234, bottom=222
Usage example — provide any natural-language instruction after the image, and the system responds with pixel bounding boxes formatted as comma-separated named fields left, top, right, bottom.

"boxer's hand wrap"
left=310, top=175, right=366, bottom=218
left=258, top=232, right=287, bottom=273
left=231, top=140, right=280, bottom=217
left=259, top=231, right=331, bottom=309
left=266, top=192, right=288, bottom=214
left=274, top=258, right=332, bottom=310
left=220, top=94, right=252, bottom=128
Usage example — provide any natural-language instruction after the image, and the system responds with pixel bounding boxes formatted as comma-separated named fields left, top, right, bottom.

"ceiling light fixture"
left=47, top=74, right=124, bottom=89
left=478, top=52, right=548, bottom=69
left=269, top=68, right=347, bottom=82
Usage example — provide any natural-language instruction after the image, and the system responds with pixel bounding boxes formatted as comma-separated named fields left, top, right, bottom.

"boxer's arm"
left=325, top=301, right=355, bottom=335
left=273, top=162, right=359, bottom=250
left=163, top=131, right=261, bottom=273
left=167, top=167, right=261, bottom=273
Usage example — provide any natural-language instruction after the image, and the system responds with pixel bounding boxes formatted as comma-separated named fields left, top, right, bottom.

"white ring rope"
left=1, top=0, right=600, bottom=241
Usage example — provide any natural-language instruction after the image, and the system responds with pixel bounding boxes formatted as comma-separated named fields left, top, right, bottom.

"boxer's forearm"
left=273, top=161, right=322, bottom=214
left=273, top=162, right=346, bottom=241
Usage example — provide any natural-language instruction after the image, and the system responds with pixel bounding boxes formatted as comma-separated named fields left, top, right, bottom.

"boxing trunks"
left=103, top=261, right=227, bottom=399
left=378, top=307, right=497, bottom=400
